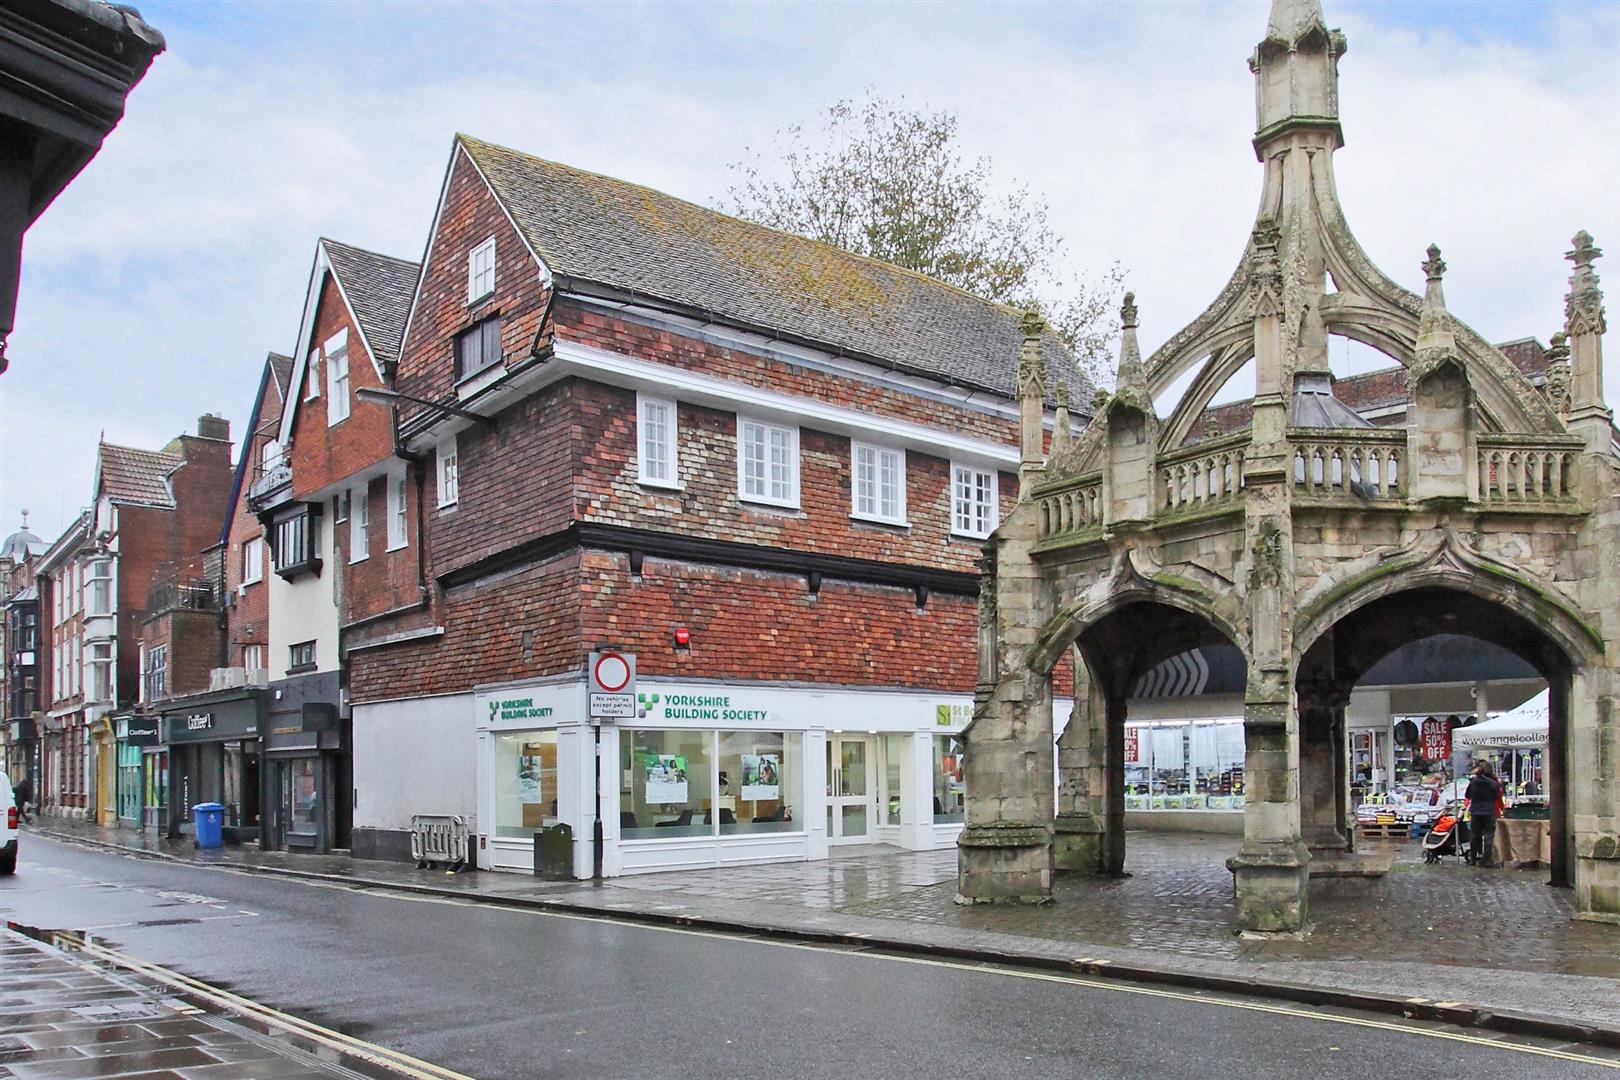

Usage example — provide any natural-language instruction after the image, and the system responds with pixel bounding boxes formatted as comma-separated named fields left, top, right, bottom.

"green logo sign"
left=490, top=697, right=553, bottom=723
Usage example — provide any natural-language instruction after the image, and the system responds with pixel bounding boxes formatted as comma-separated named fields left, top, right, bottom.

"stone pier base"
left=957, top=825, right=1053, bottom=903
left=1052, top=814, right=1110, bottom=874
left=1574, top=845, right=1620, bottom=924
left=1227, top=839, right=1311, bottom=932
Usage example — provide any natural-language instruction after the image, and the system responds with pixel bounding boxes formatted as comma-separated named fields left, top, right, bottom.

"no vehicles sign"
left=589, top=651, right=636, bottom=720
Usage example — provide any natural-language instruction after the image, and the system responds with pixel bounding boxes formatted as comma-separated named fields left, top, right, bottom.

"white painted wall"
left=267, top=512, right=339, bottom=675
left=352, top=693, right=477, bottom=833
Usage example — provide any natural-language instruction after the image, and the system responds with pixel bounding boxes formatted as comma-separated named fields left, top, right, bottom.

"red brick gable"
left=288, top=272, right=397, bottom=498
left=394, top=145, right=552, bottom=427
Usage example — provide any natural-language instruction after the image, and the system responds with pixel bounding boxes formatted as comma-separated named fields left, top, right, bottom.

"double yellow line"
left=51, top=930, right=475, bottom=1080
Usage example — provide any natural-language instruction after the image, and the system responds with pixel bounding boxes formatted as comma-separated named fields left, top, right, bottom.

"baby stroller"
left=1422, top=799, right=1471, bottom=864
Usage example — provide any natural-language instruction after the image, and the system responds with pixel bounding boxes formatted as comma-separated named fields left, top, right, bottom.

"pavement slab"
left=0, top=932, right=350, bottom=1080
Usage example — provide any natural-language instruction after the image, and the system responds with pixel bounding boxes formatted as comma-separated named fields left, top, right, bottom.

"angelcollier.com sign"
left=489, top=696, right=554, bottom=724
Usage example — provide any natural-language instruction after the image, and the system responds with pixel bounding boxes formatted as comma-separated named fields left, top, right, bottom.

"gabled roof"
left=322, top=239, right=418, bottom=370
left=222, top=352, right=293, bottom=546
left=279, top=238, right=419, bottom=445
left=96, top=443, right=182, bottom=508
left=456, top=135, right=1085, bottom=402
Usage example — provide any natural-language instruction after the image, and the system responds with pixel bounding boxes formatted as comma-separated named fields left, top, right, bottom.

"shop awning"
left=1454, top=689, right=1549, bottom=749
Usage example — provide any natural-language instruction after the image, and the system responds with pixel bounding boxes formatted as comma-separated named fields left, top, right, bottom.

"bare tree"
left=724, top=91, right=1124, bottom=385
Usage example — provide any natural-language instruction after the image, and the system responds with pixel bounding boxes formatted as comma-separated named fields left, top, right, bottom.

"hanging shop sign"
left=1420, top=717, right=1451, bottom=761
left=120, top=718, right=161, bottom=746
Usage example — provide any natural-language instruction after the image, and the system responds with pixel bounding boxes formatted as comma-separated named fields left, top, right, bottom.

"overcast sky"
left=1, top=0, right=1616, bottom=543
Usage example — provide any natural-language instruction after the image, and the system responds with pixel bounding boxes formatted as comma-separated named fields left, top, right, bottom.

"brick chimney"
left=196, top=414, right=230, bottom=441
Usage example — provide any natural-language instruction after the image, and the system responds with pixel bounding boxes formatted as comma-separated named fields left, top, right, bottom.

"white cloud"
left=1, top=0, right=1615, bottom=542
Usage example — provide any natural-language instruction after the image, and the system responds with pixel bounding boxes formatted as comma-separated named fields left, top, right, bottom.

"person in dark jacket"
left=1464, top=760, right=1502, bottom=867
left=12, top=776, right=33, bottom=824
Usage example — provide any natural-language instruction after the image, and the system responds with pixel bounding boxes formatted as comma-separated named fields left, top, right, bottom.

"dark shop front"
left=263, top=670, right=350, bottom=853
left=160, top=690, right=264, bottom=842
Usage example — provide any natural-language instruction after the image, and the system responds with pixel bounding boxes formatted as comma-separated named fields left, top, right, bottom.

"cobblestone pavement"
left=27, top=817, right=1620, bottom=1031
left=0, top=929, right=352, bottom=1079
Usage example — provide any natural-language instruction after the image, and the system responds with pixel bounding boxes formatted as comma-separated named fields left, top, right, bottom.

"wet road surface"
left=3, top=834, right=1617, bottom=1079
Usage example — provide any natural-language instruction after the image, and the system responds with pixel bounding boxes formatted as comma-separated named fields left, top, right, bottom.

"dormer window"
left=272, top=505, right=322, bottom=579
left=467, top=237, right=496, bottom=303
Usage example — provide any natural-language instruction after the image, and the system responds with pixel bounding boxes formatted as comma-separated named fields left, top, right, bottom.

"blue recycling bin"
left=194, top=802, right=225, bottom=849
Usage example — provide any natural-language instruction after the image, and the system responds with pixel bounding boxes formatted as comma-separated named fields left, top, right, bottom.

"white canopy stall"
left=1454, top=690, right=1550, bottom=750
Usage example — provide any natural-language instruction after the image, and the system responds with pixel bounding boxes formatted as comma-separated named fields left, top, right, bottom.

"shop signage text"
left=657, top=693, right=769, bottom=723
left=935, top=703, right=972, bottom=727
left=490, top=697, right=555, bottom=723
left=186, top=713, right=213, bottom=731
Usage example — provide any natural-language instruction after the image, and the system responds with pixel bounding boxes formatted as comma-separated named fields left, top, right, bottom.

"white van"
left=1, top=772, right=17, bottom=875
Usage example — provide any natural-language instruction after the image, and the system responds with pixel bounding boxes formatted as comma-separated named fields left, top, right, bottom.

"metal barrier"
left=410, top=814, right=470, bottom=870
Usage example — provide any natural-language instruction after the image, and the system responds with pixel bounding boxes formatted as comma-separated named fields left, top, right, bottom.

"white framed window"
left=87, top=642, right=112, bottom=702
left=951, top=463, right=998, bottom=539
left=242, top=644, right=264, bottom=674
left=72, top=634, right=81, bottom=695
left=241, top=538, right=264, bottom=587
left=437, top=438, right=460, bottom=507
left=637, top=394, right=679, bottom=489
left=737, top=418, right=799, bottom=508
left=467, top=236, right=496, bottom=303
left=86, top=560, right=113, bottom=615
left=326, top=329, right=350, bottom=423
left=333, top=490, right=349, bottom=524
left=304, top=347, right=320, bottom=400
left=387, top=474, right=408, bottom=551
left=851, top=442, right=906, bottom=525
left=274, top=509, right=318, bottom=575
left=144, top=643, right=167, bottom=701
left=350, top=482, right=369, bottom=563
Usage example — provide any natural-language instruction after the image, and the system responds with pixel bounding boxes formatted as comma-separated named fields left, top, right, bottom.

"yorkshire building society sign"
left=490, top=697, right=554, bottom=723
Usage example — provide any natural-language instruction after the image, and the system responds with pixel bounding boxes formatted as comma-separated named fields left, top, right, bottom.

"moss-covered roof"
left=459, top=135, right=1085, bottom=403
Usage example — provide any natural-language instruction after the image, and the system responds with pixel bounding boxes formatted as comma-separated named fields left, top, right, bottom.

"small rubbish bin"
left=533, top=823, right=573, bottom=880
left=194, top=802, right=225, bottom=849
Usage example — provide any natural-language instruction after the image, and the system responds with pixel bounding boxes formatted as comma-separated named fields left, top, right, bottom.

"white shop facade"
left=474, top=673, right=1074, bottom=878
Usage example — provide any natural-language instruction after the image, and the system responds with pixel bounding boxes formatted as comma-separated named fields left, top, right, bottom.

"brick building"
left=34, top=421, right=234, bottom=828
left=2, top=514, right=47, bottom=793
left=251, top=238, right=419, bottom=853
left=344, top=135, right=1086, bottom=874
left=132, top=355, right=293, bottom=842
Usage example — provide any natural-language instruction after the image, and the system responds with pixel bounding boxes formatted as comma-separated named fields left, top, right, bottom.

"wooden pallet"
left=1357, top=821, right=1414, bottom=839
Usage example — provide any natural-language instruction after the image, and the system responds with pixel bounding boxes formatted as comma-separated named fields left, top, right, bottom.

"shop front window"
left=1125, top=720, right=1246, bottom=810
left=144, top=751, right=168, bottom=820
left=717, top=731, right=801, bottom=835
left=117, top=743, right=142, bottom=820
left=881, top=734, right=903, bottom=826
left=284, top=758, right=319, bottom=836
left=493, top=729, right=559, bottom=839
left=619, top=729, right=713, bottom=839
left=933, top=735, right=965, bottom=823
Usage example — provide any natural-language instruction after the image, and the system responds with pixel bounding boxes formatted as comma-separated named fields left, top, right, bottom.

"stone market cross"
left=960, top=0, right=1620, bottom=931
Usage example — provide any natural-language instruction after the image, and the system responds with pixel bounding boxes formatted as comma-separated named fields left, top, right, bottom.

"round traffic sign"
left=594, top=651, right=632, bottom=693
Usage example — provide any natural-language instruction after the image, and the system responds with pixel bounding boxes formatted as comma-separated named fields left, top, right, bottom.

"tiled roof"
left=323, top=239, right=419, bottom=369
left=97, top=443, right=182, bottom=507
left=258, top=352, right=293, bottom=439
left=458, top=135, right=1087, bottom=403
left=1190, top=339, right=1551, bottom=440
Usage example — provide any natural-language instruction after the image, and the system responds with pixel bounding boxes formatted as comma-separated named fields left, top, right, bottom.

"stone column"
left=957, top=497, right=1056, bottom=904
left=1298, top=694, right=1351, bottom=854
left=1054, top=653, right=1112, bottom=874
left=1226, top=210, right=1310, bottom=933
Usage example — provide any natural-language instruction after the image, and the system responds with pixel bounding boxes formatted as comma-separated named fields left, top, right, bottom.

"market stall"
left=1455, top=690, right=1551, bottom=867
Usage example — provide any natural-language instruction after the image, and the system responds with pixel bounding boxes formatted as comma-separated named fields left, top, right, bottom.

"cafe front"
left=474, top=675, right=1073, bottom=879
left=113, top=713, right=161, bottom=828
